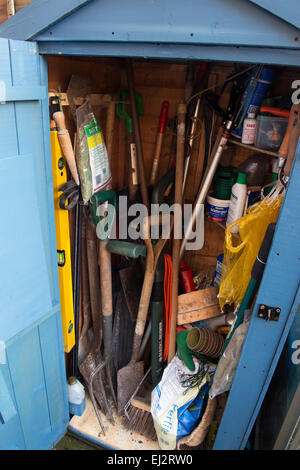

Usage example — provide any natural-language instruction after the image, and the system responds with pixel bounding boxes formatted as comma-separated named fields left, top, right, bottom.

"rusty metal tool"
left=79, top=215, right=114, bottom=425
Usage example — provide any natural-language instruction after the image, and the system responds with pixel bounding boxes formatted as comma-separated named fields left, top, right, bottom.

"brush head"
left=123, top=400, right=157, bottom=441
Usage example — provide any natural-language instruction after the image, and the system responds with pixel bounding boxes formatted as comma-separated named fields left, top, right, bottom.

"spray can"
left=232, top=66, right=275, bottom=139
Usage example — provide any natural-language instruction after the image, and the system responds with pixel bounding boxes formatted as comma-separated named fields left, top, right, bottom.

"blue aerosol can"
left=232, top=66, right=275, bottom=139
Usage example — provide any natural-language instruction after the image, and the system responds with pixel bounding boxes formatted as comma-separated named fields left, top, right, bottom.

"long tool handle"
left=128, top=131, right=139, bottom=200
left=285, top=103, right=300, bottom=177
left=105, top=99, right=115, bottom=161
left=86, top=216, right=102, bottom=353
left=71, top=199, right=83, bottom=377
left=98, top=240, right=113, bottom=357
left=130, top=215, right=171, bottom=364
left=180, top=124, right=230, bottom=259
left=130, top=254, right=156, bottom=364
left=53, top=111, right=80, bottom=186
left=126, top=59, right=149, bottom=210
left=168, top=103, right=187, bottom=363
left=278, top=104, right=298, bottom=162
left=150, top=101, right=169, bottom=186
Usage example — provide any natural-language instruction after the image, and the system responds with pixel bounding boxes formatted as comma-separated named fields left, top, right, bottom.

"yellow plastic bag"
left=218, top=190, right=284, bottom=309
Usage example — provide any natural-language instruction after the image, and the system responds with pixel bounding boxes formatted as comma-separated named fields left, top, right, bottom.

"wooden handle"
left=150, top=101, right=169, bottom=186
left=98, top=241, right=113, bottom=318
left=53, top=111, right=80, bottom=185
left=105, top=100, right=115, bottom=161
left=278, top=104, right=298, bottom=160
left=126, top=59, right=149, bottom=210
left=285, top=103, right=300, bottom=177
left=168, top=103, right=187, bottom=363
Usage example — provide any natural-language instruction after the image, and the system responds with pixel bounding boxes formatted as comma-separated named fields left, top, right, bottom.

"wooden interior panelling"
left=0, top=0, right=32, bottom=24
left=47, top=55, right=297, bottom=274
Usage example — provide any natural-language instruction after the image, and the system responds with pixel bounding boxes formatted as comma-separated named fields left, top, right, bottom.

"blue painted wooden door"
left=214, top=143, right=300, bottom=449
left=0, top=38, right=69, bottom=450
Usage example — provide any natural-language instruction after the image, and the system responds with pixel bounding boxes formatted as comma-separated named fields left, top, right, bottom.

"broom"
left=122, top=368, right=157, bottom=440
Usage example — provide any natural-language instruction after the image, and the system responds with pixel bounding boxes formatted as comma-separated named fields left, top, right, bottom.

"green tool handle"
left=151, top=254, right=165, bottom=386
left=107, top=240, right=146, bottom=258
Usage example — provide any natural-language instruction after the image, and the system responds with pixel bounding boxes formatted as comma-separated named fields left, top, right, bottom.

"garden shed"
left=0, top=0, right=299, bottom=451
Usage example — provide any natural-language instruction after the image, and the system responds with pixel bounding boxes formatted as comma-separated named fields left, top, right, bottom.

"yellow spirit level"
left=51, top=122, right=75, bottom=353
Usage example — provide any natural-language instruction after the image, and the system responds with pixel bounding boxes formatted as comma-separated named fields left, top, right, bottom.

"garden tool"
left=117, top=213, right=173, bottom=414
left=168, top=103, right=187, bottom=364
left=180, top=68, right=249, bottom=258
left=50, top=96, right=80, bottom=186
left=126, top=59, right=150, bottom=210
left=279, top=103, right=300, bottom=180
left=107, top=240, right=145, bottom=322
left=150, top=166, right=176, bottom=386
left=150, top=100, right=169, bottom=186
left=116, top=89, right=143, bottom=201
left=78, top=212, right=92, bottom=365
left=79, top=215, right=113, bottom=424
left=66, top=74, right=94, bottom=125
left=89, top=189, right=117, bottom=409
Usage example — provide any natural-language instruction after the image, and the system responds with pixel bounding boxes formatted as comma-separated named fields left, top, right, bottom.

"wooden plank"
left=48, top=91, right=113, bottom=107
left=177, top=287, right=221, bottom=325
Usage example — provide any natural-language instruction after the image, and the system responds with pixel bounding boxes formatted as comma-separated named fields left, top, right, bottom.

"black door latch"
left=258, top=304, right=281, bottom=322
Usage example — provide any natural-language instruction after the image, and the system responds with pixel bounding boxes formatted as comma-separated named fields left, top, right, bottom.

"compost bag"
left=151, top=355, right=215, bottom=450
left=76, top=101, right=111, bottom=203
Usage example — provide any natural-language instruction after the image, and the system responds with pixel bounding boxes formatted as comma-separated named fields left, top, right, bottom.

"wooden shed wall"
left=47, top=55, right=296, bottom=275
left=0, top=0, right=32, bottom=23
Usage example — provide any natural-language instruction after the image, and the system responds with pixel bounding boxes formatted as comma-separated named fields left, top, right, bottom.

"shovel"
left=117, top=214, right=173, bottom=414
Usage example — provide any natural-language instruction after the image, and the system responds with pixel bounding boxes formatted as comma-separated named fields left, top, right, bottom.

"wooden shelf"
left=228, top=137, right=279, bottom=158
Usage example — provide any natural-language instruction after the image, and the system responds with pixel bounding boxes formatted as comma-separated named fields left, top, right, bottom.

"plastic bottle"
left=226, top=172, right=247, bottom=230
left=241, top=112, right=257, bottom=144
left=213, top=254, right=224, bottom=288
left=67, top=376, right=86, bottom=416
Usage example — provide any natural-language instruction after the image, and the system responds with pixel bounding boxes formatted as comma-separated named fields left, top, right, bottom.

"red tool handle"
left=158, top=101, right=169, bottom=134
left=260, top=106, right=290, bottom=118
left=150, top=101, right=170, bottom=186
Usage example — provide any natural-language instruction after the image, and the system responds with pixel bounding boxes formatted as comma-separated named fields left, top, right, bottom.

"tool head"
left=117, top=361, right=144, bottom=415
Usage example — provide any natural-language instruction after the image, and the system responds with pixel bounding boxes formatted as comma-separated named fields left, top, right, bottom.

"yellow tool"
left=50, top=112, right=75, bottom=353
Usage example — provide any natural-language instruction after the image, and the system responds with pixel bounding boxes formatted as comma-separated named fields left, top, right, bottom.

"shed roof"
left=0, top=0, right=299, bottom=52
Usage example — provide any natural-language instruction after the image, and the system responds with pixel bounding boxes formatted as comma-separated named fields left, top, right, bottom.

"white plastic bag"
left=209, top=320, right=249, bottom=400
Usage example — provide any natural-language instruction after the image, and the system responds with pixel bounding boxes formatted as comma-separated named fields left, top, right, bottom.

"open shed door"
left=0, top=38, right=69, bottom=450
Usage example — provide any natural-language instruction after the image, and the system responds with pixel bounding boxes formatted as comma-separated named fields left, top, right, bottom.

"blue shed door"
left=0, top=38, right=69, bottom=449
